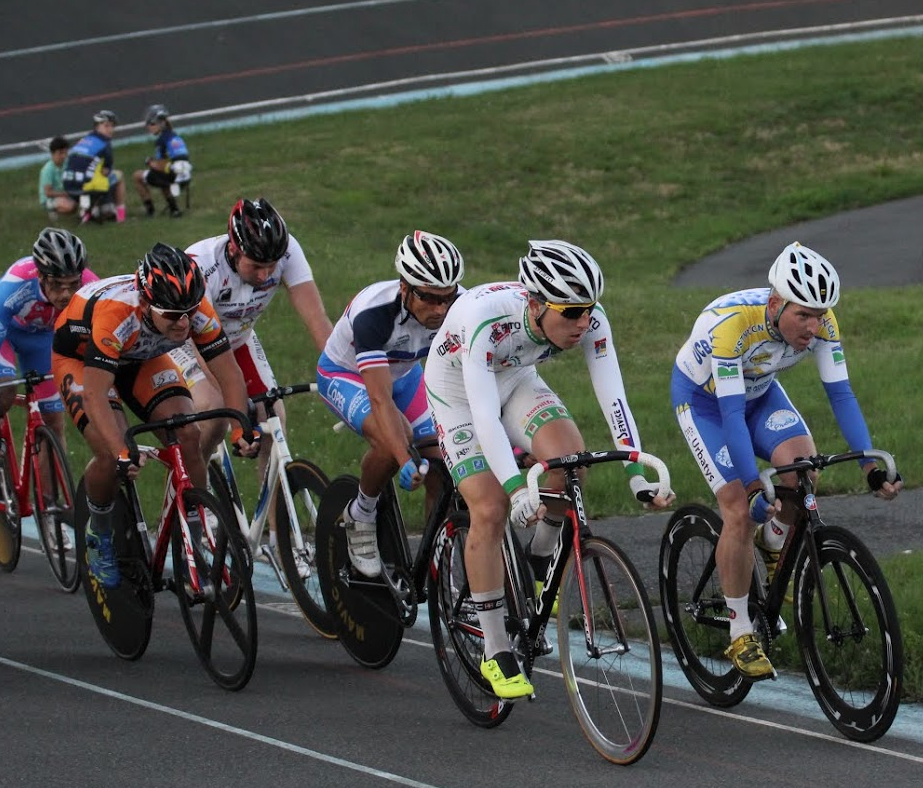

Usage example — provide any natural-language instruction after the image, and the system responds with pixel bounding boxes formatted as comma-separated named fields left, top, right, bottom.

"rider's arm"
left=361, top=365, right=414, bottom=468
left=713, top=356, right=763, bottom=489
left=83, top=365, right=127, bottom=457
left=204, top=348, right=250, bottom=418
left=288, top=281, right=333, bottom=352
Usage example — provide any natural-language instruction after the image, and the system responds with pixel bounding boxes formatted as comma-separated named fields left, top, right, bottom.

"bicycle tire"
left=793, top=525, right=903, bottom=742
left=0, top=443, right=22, bottom=572
left=315, top=475, right=404, bottom=669
left=32, top=425, right=79, bottom=592
left=74, top=478, right=154, bottom=661
left=206, top=459, right=254, bottom=577
left=558, top=535, right=662, bottom=765
left=659, top=504, right=750, bottom=707
left=427, top=512, right=515, bottom=728
left=173, top=487, right=258, bottom=691
left=273, top=459, right=336, bottom=638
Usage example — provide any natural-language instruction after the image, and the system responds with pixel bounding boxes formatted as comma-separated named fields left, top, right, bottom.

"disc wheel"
left=794, top=525, right=903, bottom=742
left=173, top=487, right=258, bottom=691
left=74, top=478, right=154, bottom=661
left=273, top=459, right=336, bottom=638
left=558, top=536, right=662, bottom=765
left=659, top=504, right=751, bottom=707
left=32, top=426, right=80, bottom=592
left=427, top=512, right=515, bottom=728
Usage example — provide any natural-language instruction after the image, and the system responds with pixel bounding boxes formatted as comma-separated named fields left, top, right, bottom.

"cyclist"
left=316, top=230, right=465, bottom=579
left=671, top=242, right=903, bottom=682
left=132, top=104, right=192, bottom=219
left=424, top=240, right=673, bottom=700
left=62, top=110, right=126, bottom=223
left=168, top=198, right=332, bottom=574
left=52, top=243, right=260, bottom=590
left=0, top=228, right=98, bottom=549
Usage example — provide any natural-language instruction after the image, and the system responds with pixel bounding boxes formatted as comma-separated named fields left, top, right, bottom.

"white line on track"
left=0, top=652, right=445, bottom=788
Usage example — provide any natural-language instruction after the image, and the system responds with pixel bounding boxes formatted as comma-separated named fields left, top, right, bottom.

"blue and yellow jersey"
left=674, top=287, right=848, bottom=399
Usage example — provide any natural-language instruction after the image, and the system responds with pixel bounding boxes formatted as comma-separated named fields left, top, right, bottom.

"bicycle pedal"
left=538, top=636, right=554, bottom=656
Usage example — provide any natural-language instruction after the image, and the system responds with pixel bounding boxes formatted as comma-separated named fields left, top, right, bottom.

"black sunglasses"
left=544, top=301, right=596, bottom=320
left=410, top=285, right=458, bottom=306
left=150, top=303, right=200, bottom=322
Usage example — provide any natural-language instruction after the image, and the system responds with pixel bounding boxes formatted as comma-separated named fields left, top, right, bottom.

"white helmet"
left=768, top=242, right=840, bottom=309
left=395, top=231, right=464, bottom=288
left=518, top=240, right=604, bottom=304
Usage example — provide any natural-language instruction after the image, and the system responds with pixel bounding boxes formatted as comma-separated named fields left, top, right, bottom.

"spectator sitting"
left=38, top=136, right=78, bottom=222
left=133, top=104, right=191, bottom=219
left=62, top=110, right=127, bottom=223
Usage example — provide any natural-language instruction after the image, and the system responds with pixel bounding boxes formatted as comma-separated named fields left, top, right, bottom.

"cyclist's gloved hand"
left=399, top=457, right=429, bottom=491
left=867, top=468, right=903, bottom=499
left=509, top=487, right=546, bottom=529
left=629, top=475, right=675, bottom=510
left=231, top=425, right=261, bottom=459
left=116, top=448, right=141, bottom=481
left=748, top=489, right=778, bottom=523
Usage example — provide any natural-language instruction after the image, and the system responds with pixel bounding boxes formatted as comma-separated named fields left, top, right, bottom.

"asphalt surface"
left=2, top=3, right=923, bottom=787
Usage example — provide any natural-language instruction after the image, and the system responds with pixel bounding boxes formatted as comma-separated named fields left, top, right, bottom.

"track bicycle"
left=315, top=440, right=464, bottom=668
left=0, top=370, right=79, bottom=591
left=429, top=449, right=670, bottom=766
left=206, top=381, right=332, bottom=637
left=660, top=449, right=903, bottom=742
left=74, top=407, right=258, bottom=691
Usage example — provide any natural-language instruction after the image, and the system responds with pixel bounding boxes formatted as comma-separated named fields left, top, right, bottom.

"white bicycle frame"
left=210, top=407, right=319, bottom=591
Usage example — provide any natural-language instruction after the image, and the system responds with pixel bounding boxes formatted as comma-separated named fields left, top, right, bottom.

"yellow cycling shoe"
left=481, top=651, right=534, bottom=699
left=725, top=633, right=777, bottom=682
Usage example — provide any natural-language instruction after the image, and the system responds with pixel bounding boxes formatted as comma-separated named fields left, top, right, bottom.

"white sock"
left=353, top=488, right=379, bottom=520
left=529, top=515, right=565, bottom=557
left=761, top=517, right=789, bottom=551
left=472, top=589, right=508, bottom=658
left=726, top=594, right=752, bottom=641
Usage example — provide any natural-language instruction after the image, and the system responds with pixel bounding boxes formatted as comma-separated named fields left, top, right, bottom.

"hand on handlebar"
left=116, top=448, right=142, bottom=481
left=867, top=467, right=903, bottom=500
left=509, top=487, right=546, bottom=529
left=231, top=425, right=261, bottom=459
left=629, top=475, right=675, bottom=510
left=399, top=456, right=429, bottom=491
left=748, top=488, right=781, bottom=523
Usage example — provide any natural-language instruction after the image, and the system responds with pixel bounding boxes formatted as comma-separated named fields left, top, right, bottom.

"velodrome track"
left=2, top=3, right=922, bottom=786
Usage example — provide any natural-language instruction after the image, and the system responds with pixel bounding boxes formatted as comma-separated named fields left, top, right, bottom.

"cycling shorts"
left=53, top=353, right=190, bottom=433
left=0, top=330, right=62, bottom=413
left=427, top=365, right=572, bottom=485
left=316, top=354, right=433, bottom=440
left=671, top=367, right=809, bottom=492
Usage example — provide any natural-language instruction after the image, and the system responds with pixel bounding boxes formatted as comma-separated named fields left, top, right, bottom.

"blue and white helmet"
left=768, top=242, right=840, bottom=309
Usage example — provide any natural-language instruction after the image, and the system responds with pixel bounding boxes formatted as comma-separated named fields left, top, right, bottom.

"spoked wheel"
left=794, top=525, right=903, bottom=742
left=205, top=459, right=253, bottom=578
left=315, top=475, right=404, bottom=669
left=173, top=488, right=258, bottom=691
left=659, top=504, right=750, bottom=707
left=32, top=426, right=79, bottom=592
left=0, top=445, right=22, bottom=572
left=274, top=459, right=336, bottom=638
left=427, top=512, right=515, bottom=728
left=74, top=479, right=154, bottom=661
left=558, top=536, right=662, bottom=765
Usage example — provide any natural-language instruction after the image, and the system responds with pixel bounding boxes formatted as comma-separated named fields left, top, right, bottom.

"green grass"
left=2, top=35, right=922, bottom=690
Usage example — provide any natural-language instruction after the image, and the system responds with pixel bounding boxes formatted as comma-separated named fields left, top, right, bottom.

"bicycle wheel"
left=206, top=459, right=254, bottom=577
left=274, top=459, right=336, bottom=638
left=32, top=426, right=79, bottom=592
left=558, top=536, right=661, bottom=765
left=659, top=504, right=750, bottom=707
left=427, top=512, right=515, bottom=728
left=793, top=525, right=903, bottom=742
left=74, top=479, right=154, bottom=661
left=173, top=487, right=258, bottom=691
left=315, top=475, right=404, bottom=669
left=0, top=443, right=22, bottom=572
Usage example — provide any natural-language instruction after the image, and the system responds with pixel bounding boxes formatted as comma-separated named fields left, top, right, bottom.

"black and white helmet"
left=144, top=104, right=169, bottom=125
left=395, top=231, right=464, bottom=288
left=768, top=242, right=839, bottom=309
left=518, top=240, right=604, bottom=304
left=32, top=227, right=87, bottom=277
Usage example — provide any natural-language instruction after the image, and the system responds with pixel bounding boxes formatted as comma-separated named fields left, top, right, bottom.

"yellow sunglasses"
left=544, top=301, right=596, bottom=320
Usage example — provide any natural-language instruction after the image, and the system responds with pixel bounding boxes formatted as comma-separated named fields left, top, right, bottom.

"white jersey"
left=322, top=279, right=466, bottom=381
left=185, top=234, right=315, bottom=350
left=425, top=281, right=642, bottom=490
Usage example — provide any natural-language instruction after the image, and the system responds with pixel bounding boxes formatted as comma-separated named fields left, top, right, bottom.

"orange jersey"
left=52, top=274, right=229, bottom=371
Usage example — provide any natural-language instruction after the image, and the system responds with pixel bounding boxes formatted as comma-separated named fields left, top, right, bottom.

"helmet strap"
left=767, top=298, right=787, bottom=339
